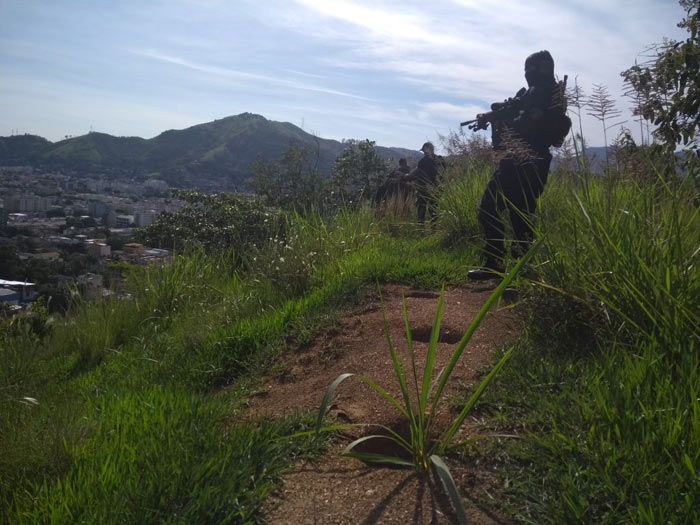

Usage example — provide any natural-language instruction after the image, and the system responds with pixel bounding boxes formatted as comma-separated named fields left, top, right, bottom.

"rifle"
left=461, top=88, right=528, bottom=131
left=461, top=75, right=569, bottom=135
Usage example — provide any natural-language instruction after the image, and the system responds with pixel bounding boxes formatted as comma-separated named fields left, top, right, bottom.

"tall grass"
left=536, top=173, right=700, bottom=350
left=439, top=165, right=700, bottom=522
left=433, top=160, right=489, bottom=245
left=0, top=204, right=480, bottom=521
left=527, top=173, right=699, bottom=522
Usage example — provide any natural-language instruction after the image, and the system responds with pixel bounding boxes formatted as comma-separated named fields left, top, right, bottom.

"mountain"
left=0, top=114, right=420, bottom=190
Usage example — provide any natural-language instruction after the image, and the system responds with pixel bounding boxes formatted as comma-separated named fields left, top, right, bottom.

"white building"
left=0, top=280, right=37, bottom=303
left=115, top=215, right=134, bottom=228
left=134, top=209, right=155, bottom=228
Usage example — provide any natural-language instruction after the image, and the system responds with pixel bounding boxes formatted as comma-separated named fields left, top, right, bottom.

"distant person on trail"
left=395, top=157, right=411, bottom=177
left=406, top=142, right=445, bottom=224
left=375, top=158, right=411, bottom=204
left=466, top=50, right=571, bottom=280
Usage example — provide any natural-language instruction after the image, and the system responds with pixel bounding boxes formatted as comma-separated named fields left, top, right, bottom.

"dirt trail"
left=244, top=284, right=521, bottom=524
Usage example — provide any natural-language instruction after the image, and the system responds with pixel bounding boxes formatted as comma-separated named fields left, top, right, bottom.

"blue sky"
left=0, top=0, right=688, bottom=149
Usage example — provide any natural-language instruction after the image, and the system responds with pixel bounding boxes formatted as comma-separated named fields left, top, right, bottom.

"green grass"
left=448, top=169, right=700, bottom=523
left=0, top=204, right=479, bottom=523
left=2, top=160, right=699, bottom=523
left=12, top=387, right=325, bottom=524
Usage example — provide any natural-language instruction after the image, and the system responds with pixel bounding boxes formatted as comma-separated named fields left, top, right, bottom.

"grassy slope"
left=2, top=158, right=699, bottom=523
left=1, top=203, right=479, bottom=523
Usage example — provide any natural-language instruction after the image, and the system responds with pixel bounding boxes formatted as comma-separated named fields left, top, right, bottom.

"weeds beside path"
left=243, top=284, right=520, bottom=524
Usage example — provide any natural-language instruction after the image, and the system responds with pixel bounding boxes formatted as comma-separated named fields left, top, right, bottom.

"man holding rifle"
left=464, top=50, right=570, bottom=280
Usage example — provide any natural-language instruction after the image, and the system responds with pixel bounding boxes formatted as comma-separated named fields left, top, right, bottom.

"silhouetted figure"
left=407, top=142, right=445, bottom=224
left=375, top=158, right=411, bottom=204
left=467, top=50, right=570, bottom=280
left=396, top=157, right=411, bottom=176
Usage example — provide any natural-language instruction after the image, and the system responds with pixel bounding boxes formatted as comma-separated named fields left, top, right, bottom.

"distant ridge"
left=0, top=113, right=420, bottom=190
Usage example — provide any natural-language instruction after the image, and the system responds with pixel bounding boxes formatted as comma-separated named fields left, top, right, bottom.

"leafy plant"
left=313, top=246, right=536, bottom=523
left=621, top=0, right=700, bottom=154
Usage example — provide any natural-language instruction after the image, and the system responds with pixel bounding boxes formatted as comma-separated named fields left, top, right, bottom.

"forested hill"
left=0, top=113, right=420, bottom=189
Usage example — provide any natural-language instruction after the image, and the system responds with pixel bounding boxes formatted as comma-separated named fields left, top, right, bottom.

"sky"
left=0, top=0, right=689, bottom=150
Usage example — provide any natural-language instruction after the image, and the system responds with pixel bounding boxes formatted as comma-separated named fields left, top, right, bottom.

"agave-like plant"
left=313, top=245, right=536, bottom=523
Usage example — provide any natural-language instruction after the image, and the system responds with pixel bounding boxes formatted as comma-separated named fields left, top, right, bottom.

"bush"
left=135, top=190, right=282, bottom=258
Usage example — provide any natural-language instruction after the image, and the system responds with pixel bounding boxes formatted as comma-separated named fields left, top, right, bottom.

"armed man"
left=463, top=50, right=571, bottom=280
left=405, top=142, right=446, bottom=225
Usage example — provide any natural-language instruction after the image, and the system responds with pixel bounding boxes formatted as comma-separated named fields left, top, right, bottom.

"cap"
left=420, top=142, right=434, bottom=152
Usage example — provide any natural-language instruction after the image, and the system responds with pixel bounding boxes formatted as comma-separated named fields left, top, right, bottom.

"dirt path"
left=244, top=284, right=521, bottom=524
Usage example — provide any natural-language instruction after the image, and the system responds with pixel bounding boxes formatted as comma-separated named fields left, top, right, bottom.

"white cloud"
left=260, top=0, right=688, bottom=145
left=1, top=0, right=690, bottom=148
left=294, top=0, right=462, bottom=47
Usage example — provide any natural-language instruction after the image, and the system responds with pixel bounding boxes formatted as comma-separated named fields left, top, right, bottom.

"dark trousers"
left=477, top=153, right=552, bottom=262
left=416, top=191, right=435, bottom=224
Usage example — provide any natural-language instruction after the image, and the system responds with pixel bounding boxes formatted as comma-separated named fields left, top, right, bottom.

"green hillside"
left=0, top=135, right=51, bottom=164
left=0, top=114, right=419, bottom=188
left=44, top=133, right=149, bottom=169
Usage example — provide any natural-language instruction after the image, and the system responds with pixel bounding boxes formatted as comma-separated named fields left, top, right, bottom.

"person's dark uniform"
left=410, top=142, right=444, bottom=224
left=375, top=158, right=411, bottom=204
left=469, top=50, right=567, bottom=280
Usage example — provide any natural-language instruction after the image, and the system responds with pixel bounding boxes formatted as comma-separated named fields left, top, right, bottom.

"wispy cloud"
left=127, top=48, right=373, bottom=101
left=419, top=101, right=487, bottom=121
left=0, top=74, right=201, bottom=139
left=259, top=0, right=688, bottom=145
left=277, top=68, right=327, bottom=80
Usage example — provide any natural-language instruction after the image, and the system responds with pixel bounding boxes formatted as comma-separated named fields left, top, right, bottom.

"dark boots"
left=467, top=258, right=505, bottom=281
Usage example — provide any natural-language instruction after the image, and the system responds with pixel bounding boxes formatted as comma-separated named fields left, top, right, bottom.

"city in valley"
left=0, top=166, right=181, bottom=313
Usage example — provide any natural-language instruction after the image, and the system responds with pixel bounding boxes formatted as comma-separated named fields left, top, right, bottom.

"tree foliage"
left=331, top=140, right=390, bottom=202
left=134, top=190, right=281, bottom=255
left=621, top=0, right=700, bottom=152
left=247, top=146, right=326, bottom=212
